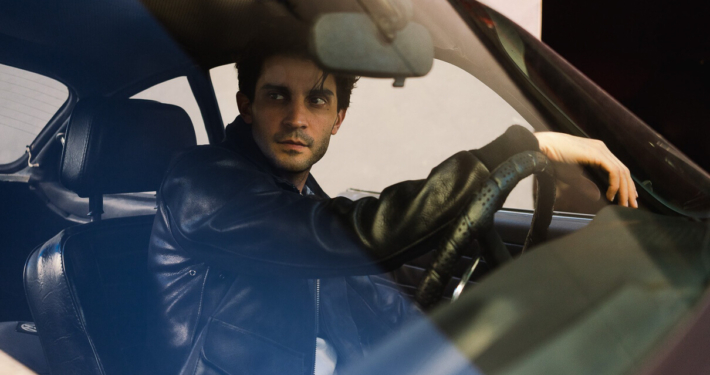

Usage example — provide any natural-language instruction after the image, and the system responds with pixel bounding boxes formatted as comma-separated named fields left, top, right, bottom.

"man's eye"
left=268, top=93, right=284, bottom=100
left=310, top=97, right=326, bottom=105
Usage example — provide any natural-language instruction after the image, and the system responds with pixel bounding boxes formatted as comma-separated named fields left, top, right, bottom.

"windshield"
left=445, top=1, right=710, bottom=218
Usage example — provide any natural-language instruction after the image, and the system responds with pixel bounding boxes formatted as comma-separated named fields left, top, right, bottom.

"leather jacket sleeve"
left=157, top=125, right=538, bottom=277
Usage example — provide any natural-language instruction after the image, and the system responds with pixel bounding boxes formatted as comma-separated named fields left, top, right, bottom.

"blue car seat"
left=21, top=97, right=196, bottom=375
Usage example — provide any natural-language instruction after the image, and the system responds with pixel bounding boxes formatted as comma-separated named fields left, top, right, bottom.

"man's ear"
left=236, top=91, right=253, bottom=124
left=331, top=108, right=347, bottom=135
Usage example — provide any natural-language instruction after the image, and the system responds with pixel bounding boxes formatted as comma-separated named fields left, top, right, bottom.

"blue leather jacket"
left=146, top=116, right=538, bottom=375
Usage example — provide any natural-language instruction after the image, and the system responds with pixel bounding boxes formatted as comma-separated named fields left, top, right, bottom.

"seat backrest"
left=24, top=98, right=196, bottom=375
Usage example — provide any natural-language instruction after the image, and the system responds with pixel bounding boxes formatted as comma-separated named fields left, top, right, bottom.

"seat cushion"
left=0, top=321, right=49, bottom=374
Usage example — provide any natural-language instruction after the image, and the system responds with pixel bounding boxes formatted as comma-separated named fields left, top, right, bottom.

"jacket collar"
left=223, top=116, right=329, bottom=198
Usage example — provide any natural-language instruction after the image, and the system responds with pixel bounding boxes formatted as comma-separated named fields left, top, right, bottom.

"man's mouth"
left=279, top=139, right=307, bottom=146
left=277, top=139, right=309, bottom=151
left=273, top=130, right=313, bottom=151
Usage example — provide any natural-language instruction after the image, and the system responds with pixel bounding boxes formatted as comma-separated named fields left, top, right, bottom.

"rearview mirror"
left=310, top=13, right=434, bottom=83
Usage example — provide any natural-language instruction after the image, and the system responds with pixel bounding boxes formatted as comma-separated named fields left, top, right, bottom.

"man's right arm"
left=157, top=126, right=539, bottom=278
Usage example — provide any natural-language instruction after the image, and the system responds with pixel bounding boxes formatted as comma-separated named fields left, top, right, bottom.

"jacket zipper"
left=313, top=279, right=320, bottom=375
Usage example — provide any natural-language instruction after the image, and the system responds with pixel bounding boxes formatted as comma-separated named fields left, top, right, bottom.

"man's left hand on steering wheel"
left=534, top=132, right=638, bottom=208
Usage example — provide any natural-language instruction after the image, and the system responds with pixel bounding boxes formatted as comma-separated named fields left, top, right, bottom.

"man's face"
left=238, top=56, right=346, bottom=174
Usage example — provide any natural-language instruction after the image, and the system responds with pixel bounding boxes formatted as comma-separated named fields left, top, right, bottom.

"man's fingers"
left=615, top=159, right=637, bottom=208
left=605, top=160, right=621, bottom=202
left=626, top=168, right=638, bottom=208
left=599, top=151, right=637, bottom=207
left=616, top=164, right=629, bottom=207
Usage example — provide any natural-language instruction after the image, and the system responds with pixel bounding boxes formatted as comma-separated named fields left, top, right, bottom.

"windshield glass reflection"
left=454, top=2, right=710, bottom=218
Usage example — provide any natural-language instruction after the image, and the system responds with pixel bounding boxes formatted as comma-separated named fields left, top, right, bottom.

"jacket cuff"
left=470, top=125, right=540, bottom=171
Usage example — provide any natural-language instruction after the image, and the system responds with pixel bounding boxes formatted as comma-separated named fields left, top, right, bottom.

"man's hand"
left=534, top=132, right=638, bottom=208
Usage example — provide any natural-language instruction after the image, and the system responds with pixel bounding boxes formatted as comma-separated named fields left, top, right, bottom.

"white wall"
left=309, top=60, right=535, bottom=208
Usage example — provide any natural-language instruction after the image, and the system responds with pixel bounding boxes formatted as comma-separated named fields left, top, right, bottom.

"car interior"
left=2, top=0, right=709, bottom=374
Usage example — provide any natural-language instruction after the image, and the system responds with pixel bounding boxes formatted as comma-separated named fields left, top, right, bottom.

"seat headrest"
left=60, top=98, right=197, bottom=197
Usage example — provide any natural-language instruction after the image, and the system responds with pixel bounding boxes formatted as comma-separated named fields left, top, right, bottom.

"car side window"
left=0, top=64, right=69, bottom=164
left=210, top=60, right=536, bottom=210
left=131, top=76, right=209, bottom=144
left=315, top=60, right=539, bottom=210
left=210, top=64, right=240, bottom=127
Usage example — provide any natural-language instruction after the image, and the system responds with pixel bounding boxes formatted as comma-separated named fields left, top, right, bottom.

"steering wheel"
left=415, top=151, right=556, bottom=309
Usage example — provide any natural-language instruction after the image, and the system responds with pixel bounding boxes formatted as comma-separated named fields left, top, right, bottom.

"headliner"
left=0, top=0, right=220, bottom=97
left=0, top=0, right=363, bottom=97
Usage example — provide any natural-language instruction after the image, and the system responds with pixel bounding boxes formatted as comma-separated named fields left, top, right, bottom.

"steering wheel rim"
left=415, top=151, right=556, bottom=309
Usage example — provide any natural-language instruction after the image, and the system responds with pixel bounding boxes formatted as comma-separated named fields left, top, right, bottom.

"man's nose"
left=283, top=101, right=308, bottom=128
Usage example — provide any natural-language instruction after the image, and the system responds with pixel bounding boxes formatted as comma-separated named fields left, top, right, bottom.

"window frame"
left=0, top=63, right=225, bottom=175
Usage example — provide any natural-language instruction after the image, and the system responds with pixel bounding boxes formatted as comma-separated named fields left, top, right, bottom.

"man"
left=147, top=42, right=636, bottom=375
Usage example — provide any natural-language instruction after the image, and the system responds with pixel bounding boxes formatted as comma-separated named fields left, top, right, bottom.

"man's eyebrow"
left=259, top=83, right=289, bottom=92
left=310, top=88, right=334, bottom=97
left=258, top=84, right=333, bottom=97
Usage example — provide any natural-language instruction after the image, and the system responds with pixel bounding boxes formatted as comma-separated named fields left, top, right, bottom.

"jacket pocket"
left=196, top=319, right=305, bottom=375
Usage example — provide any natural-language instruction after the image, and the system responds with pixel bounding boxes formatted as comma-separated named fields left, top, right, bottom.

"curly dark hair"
left=235, top=33, right=358, bottom=112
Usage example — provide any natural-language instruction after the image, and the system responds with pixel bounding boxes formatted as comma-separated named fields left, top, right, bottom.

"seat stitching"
left=59, top=234, right=108, bottom=374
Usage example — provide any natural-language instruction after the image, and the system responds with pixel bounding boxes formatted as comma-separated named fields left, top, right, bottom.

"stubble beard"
left=275, top=136, right=330, bottom=174
left=262, top=129, right=331, bottom=174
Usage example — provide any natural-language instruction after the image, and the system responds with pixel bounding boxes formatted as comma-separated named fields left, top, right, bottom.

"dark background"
left=542, top=0, right=710, bottom=172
